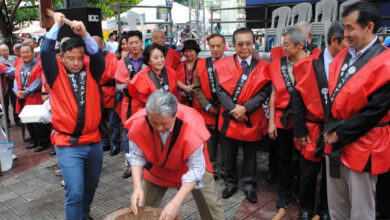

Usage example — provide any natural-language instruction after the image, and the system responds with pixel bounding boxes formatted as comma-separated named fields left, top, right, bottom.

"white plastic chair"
left=339, top=0, right=360, bottom=18
left=290, top=2, right=312, bottom=26
left=265, top=6, right=292, bottom=47
left=310, top=0, right=338, bottom=48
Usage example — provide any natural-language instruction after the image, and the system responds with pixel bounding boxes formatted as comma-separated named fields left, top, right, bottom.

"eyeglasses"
left=235, top=41, right=253, bottom=48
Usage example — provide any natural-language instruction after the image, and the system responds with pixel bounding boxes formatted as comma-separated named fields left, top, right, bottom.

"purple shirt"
left=129, top=54, right=144, bottom=72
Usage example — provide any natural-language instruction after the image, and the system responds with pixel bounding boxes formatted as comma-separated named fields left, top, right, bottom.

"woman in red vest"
left=176, top=39, right=202, bottom=106
left=128, top=43, right=179, bottom=114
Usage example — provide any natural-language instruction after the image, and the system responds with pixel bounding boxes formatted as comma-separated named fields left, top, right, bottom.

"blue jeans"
left=57, top=142, right=103, bottom=220
left=101, top=108, right=121, bottom=149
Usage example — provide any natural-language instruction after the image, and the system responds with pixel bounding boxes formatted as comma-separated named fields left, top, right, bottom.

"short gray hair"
left=146, top=89, right=178, bottom=117
left=282, top=27, right=306, bottom=46
left=295, top=21, right=311, bottom=35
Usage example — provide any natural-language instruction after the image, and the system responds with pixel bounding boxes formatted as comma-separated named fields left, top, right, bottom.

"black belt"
left=101, top=81, right=116, bottom=87
left=276, top=106, right=292, bottom=128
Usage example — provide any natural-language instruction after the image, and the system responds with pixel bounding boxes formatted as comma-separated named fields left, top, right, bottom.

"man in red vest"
left=127, top=90, right=225, bottom=220
left=193, top=33, right=225, bottom=179
left=323, top=2, right=390, bottom=219
left=292, top=21, right=347, bottom=220
left=268, top=27, right=308, bottom=210
left=150, top=29, right=182, bottom=69
left=215, top=28, right=271, bottom=203
left=115, top=30, right=146, bottom=178
left=14, top=44, right=51, bottom=152
left=40, top=12, right=105, bottom=219
left=93, top=36, right=121, bottom=157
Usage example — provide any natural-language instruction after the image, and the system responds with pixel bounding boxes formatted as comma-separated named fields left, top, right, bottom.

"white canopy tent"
left=104, top=0, right=211, bottom=31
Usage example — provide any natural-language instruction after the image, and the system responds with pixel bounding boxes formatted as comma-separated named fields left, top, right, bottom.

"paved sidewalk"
left=0, top=126, right=299, bottom=219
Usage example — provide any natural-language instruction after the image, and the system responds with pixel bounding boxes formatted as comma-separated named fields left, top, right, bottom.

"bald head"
left=151, top=30, right=166, bottom=46
left=92, top=36, right=104, bottom=50
left=295, top=21, right=312, bottom=43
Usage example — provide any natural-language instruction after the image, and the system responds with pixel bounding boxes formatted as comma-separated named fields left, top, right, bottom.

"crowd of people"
left=0, top=1, right=389, bottom=220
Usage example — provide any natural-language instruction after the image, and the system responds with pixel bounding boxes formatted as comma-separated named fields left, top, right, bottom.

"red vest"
left=14, top=57, right=22, bottom=69
left=100, top=52, right=118, bottom=109
left=270, top=46, right=285, bottom=62
left=15, top=61, right=43, bottom=113
left=215, top=55, right=269, bottom=142
left=50, top=60, right=101, bottom=146
left=125, top=104, right=213, bottom=188
left=293, top=52, right=325, bottom=162
left=165, top=48, right=182, bottom=69
left=0, top=63, right=7, bottom=95
left=269, top=57, right=294, bottom=129
left=176, top=59, right=203, bottom=112
left=114, top=57, right=146, bottom=124
left=326, top=47, right=390, bottom=175
left=128, top=66, right=179, bottom=115
left=195, top=58, right=219, bottom=125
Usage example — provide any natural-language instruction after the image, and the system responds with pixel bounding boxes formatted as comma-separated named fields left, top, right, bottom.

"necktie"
left=241, top=60, right=247, bottom=71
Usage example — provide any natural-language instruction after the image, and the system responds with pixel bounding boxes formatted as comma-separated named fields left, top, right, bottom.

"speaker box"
left=55, top=7, right=102, bottom=41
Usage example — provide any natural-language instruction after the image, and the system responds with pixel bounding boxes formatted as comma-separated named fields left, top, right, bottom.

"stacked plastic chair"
left=310, top=0, right=338, bottom=48
left=265, top=6, right=291, bottom=47
left=290, top=2, right=312, bottom=26
left=339, top=0, right=360, bottom=18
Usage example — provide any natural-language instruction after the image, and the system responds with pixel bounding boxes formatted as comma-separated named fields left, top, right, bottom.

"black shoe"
left=275, top=196, right=291, bottom=209
left=110, top=147, right=120, bottom=156
left=26, top=143, right=37, bottom=149
left=102, top=145, right=111, bottom=151
left=49, top=151, right=57, bottom=156
left=82, top=216, right=94, bottom=220
left=24, top=136, right=32, bottom=142
left=222, top=186, right=237, bottom=199
left=266, top=171, right=278, bottom=183
left=319, top=212, right=331, bottom=220
left=122, top=167, right=132, bottom=179
left=245, top=189, right=257, bottom=203
left=34, top=145, right=48, bottom=152
left=298, top=210, right=314, bottom=220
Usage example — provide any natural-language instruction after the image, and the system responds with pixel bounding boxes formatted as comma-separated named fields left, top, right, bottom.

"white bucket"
left=0, top=143, right=14, bottom=172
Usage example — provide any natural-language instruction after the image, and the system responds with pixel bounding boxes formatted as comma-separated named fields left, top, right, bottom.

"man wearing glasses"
left=214, top=27, right=271, bottom=203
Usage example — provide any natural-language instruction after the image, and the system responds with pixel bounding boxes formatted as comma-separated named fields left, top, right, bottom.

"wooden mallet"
left=39, top=0, right=72, bottom=28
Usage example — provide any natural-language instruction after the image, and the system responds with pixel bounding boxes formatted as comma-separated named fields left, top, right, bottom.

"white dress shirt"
left=237, top=55, right=252, bottom=67
left=348, top=36, right=378, bottom=65
left=323, top=47, right=334, bottom=80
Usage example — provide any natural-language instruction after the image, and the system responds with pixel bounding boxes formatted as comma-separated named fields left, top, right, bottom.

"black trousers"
left=4, top=78, right=18, bottom=123
left=276, top=128, right=295, bottom=199
left=221, top=135, right=257, bottom=190
left=298, top=155, right=328, bottom=212
left=377, top=171, right=390, bottom=215
left=25, top=123, right=51, bottom=146
left=206, top=126, right=223, bottom=172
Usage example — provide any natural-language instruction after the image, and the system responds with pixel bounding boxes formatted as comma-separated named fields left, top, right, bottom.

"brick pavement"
left=0, top=125, right=300, bottom=220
